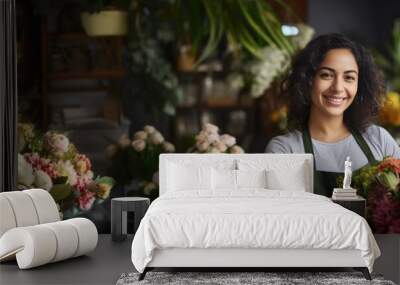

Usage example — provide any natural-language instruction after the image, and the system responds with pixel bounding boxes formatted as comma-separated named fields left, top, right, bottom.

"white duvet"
left=131, top=190, right=380, bottom=273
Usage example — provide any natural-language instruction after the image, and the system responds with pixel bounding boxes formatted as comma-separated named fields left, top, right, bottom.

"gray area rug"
left=116, top=271, right=396, bottom=285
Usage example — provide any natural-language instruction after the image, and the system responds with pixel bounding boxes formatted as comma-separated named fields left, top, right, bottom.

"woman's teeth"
left=325, top=96, right=345, bottom=105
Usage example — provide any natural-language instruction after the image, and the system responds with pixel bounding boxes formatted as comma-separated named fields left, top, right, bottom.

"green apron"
left=302, top=127, right=377, bottom=197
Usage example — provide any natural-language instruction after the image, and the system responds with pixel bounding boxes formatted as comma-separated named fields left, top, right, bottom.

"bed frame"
left=138, top=154, right=372, bottom=281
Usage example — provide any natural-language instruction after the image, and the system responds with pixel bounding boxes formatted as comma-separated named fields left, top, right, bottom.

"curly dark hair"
left=281, top=33, right=385, bottom=132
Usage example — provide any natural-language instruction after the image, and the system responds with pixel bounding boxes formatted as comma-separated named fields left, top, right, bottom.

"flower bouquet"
left=188, top=123, right=245, bottom=154
left=352, top=157, right=400, bottom=233
left=18, top=123, right=115, bottom=218
left=107, top=125, right=175, bottom=200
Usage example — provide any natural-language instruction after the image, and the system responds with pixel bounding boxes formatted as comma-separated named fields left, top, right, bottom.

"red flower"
left=378, top=157, right=400, bottom=174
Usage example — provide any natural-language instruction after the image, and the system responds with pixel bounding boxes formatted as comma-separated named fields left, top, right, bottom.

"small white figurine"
left=342, top=156, right=352, bottom=189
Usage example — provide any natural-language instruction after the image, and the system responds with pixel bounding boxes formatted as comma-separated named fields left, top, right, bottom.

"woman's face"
left=310, top=48, right=359, bottom=118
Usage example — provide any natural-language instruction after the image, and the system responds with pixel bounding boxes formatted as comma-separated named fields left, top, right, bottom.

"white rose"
left=220, top=134, right=236, bottom=147
left=144, top=125, right=156, bottom=134
left=196, top=141, right=209, bottom=152
left=206, top=133, right=220, bottom=144
left=209, top=147, right=220, bottom=153
left=56, top=160, right=77, bottom=186
left=162, top=141, right=175, bottom=152
left=84, top=170, right=94, bottom=180
left=203, top=123, right=219, bottom=134
left=195, top=131, right=207, bottom=142
left=214, top=141, right=227, bottom=153
left=118, top=134, right=131, bottom=147
left=105, top=144, right=118, bottom=158
left=34, top=170, right=53, bottom=191
left=229, top=145, right=244, bottom=154
left=18, top=154, right=34, bottom=186
left=132, top=139, right=146, bottom=152
left=133, top=131, right=148, bottom=140
left=45, top=132, right=70, bottom=156
left=148, top=132, right=164, bottom=145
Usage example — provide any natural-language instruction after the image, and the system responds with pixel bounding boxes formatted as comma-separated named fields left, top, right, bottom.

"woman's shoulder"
left=265, top=130, right=304, bottom=153
left=362, top=124, right=400, bottom=158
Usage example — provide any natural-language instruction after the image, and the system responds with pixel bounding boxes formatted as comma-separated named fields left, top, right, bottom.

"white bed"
left=131, top=154, right=380, bottom=280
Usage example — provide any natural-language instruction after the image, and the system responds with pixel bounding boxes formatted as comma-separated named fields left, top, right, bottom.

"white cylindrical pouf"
left=24, top=189, right=60, bottom=224
left=66, top=218, right=98, bottom=257
left=42, top=221, right=79, bottom=262
left=1, top=192, right=39, bottom=227
left=0, top=196, right=17, bottom=237
left=0, top=226, right=57, bottom=269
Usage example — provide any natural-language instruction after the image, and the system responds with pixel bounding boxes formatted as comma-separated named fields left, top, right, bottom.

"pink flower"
left=75, top=174, right=92, bottom=193
left=78, top=191, right=95, bottom=211
left=44, top=132, right=70, bottom=157
left=24, top=153, right=58, bottom=178
left=74, top=154, right=92, bottom=175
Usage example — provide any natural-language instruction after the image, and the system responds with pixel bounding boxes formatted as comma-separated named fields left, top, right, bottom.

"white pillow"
left=212, top=169, right=267, bottom=190
left=236, top=169, right=267, bottom=188
left=237, top=159, right=309, bottom=192
left=167, top=162, right=212, bottom=191
left=266, top=168, right=306, bottom=191
left=212, top=169, right=237, bottom=190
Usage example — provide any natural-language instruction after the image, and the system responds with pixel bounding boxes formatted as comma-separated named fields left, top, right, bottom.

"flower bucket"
left=80, top=10, right=128, bottom=36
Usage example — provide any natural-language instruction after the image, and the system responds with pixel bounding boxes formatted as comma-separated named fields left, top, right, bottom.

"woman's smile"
left=310, top=48, right=359, bottom=118
left=322, top=94, right=349, bottom=107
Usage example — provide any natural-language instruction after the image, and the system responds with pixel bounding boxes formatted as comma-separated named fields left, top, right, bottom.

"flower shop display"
left=226, top=24, right=315, bottom=99
left=379, top=91, right=400, bottom=144
left=107, top=125, right=175, bottom=200
left=17, top=123, right=115, bottom=218
left=352, top=157, right=400, bottom=233
left=188, top=123, right=245, bottom=154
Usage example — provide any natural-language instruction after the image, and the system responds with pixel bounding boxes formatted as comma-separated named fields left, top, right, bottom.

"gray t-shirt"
left=265, top=125, right=400, bottom=172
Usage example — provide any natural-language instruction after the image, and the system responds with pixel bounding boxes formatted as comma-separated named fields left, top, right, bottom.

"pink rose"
left=78, top=191, right=95, bottom=211
left=44, top=132, right=70, bottom=157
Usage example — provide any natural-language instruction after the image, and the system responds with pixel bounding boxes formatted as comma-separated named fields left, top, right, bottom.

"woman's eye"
left=320, top=72, right=333, bottom=79
left=345, top=76, right=356, bottom=82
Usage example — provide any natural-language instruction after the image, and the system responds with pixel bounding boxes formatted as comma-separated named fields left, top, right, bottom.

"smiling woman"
left=266, top=34, right=400, bottom=197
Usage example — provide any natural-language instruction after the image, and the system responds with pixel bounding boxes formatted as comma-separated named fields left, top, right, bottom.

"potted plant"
left=173, top=0, right=297, bottom=66
left=80, top=0, right=132, bottom=36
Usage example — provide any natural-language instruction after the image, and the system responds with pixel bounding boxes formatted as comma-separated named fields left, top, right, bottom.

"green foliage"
left=352, top=164, right=380, bottom=197
left=50, top=184, right=74, bottom=202
left=124, top=0, right=182, bottom=116
left=95, top=176, right=116, bottom=186
left=175, top=0, right=295, bottom=64
left=109, top=144, right=164, bottom=186
left=373, top=19, right=400, bottom=91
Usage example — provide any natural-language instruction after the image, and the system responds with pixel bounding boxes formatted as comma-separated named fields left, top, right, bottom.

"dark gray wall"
left=308, top=0, right=400, bottom=50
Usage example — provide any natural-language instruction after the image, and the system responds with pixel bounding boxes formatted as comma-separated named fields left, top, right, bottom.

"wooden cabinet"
left=174, top=71, right=256, bottom=148
left=40, top=17, right=125, bottom=129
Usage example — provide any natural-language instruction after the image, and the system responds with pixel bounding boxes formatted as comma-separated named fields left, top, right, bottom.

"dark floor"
left=0, top=235, right=134, bottom=285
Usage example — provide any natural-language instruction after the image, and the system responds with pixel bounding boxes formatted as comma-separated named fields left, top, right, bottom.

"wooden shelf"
left=48, top=32, right=125, bottom=40
left=47, top=69, right=125, bottom=80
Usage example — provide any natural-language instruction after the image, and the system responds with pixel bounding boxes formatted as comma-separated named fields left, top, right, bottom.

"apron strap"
left=350, top=127, right=377, bottom=164
left=302, top=126, right=376, bottom=164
